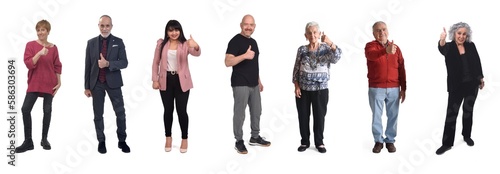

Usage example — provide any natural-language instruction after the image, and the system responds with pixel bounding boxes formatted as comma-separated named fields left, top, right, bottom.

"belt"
left=167, top=71, right=177, bottom=75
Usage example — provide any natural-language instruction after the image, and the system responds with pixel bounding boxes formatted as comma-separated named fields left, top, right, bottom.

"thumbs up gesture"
left=440, top=27, right=447, bottom=41
left=244, top=45, right=255, bottom=60
left=98, top=53, right=109, bottom=68
left=386, top=40, right=397, bottom=54
left=38, top=46, right=49, bottom=56
left=187, top=34, right=199, bottom=49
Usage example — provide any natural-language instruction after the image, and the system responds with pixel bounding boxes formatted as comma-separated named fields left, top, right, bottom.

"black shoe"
left=436, top=145, right=451, bottom=155
left=235, top=140, right=248, bottom=154
left=464, top=138, right=474, bottom=146
left=316, top=145, right=327, bottom=153
left=98, top=142, right=107, bottom=154
left=41, top=139, right=51, bottom=150
left=297, top=145, right=309, bottom=152
left=118, top=142, right=130, bottom=153
left=15, top=139, right=34, bottom=153
left=249, top=136, right=271, bottom=147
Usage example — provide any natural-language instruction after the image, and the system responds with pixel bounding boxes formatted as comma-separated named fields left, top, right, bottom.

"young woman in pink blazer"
left=152, top=20, right=201, bottom=153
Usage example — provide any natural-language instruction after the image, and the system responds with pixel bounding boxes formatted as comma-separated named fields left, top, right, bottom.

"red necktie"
left=98, top=38, right=107, bottom=83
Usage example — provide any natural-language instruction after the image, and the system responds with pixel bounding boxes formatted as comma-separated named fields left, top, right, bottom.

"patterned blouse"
left=292, top=43, right=342, bottom=91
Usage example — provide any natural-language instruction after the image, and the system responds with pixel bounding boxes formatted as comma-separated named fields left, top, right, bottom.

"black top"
left=226, top=34, right=260, bottom=87
left=438, top=40, right=484, bottom=92
left=460, top=54, right=473, bottom=82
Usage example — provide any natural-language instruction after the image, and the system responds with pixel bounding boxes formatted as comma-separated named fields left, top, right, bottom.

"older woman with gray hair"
left=292, top=21, right=342, bottom=153
left=436, top=22, right=485, bottom=155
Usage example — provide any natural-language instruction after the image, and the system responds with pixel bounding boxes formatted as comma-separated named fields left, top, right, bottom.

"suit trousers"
left=91, top=81, right=127, bottom=143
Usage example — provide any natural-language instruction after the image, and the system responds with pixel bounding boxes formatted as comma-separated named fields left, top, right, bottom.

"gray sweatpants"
left=232, top=86, right=262, bottom=141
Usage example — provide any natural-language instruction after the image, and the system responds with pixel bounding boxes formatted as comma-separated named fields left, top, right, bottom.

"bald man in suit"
left=84, top=15, right=129, bottom=154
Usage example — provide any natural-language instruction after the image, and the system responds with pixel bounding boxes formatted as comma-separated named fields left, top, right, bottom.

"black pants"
left=21, top=92, right=53, bottom=140
left=296, top=89, right=329, bottom=147
left=91, top=81, right=127, bottom=143
left=442, top=81, right=479, bottom=146
left=160, top=73, right=190, bottom=139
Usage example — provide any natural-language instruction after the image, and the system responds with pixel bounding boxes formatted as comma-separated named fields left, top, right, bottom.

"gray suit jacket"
left=84, top=34, right=128, bottom=90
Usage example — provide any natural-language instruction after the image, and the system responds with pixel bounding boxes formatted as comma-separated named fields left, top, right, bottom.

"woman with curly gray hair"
left=436, top=22, right=485, bottom=155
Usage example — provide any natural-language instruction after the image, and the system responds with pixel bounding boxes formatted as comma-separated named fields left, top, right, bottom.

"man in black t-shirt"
left=225, top=14, right=271, bottom=154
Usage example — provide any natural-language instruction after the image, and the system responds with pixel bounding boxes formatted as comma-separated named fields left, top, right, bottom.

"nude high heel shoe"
left=180, top=139, right=188, bottom=153
left=165, top=137, right=172, bottom=152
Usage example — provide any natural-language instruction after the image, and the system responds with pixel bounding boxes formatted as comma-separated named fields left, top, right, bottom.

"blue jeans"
left=368, top=87, right=400, bottom=143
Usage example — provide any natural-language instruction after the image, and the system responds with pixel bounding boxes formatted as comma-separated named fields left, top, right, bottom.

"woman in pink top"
left=15, top=20, right=62, bottom=153
left=152, top=20, right=201, bottom=153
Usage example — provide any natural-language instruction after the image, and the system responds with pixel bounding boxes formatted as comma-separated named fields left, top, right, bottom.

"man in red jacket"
left=365, top=21, right=406, bottom=153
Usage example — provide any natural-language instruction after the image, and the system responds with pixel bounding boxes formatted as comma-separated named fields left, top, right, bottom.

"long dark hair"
left=159, top=20, right=187, bottom=57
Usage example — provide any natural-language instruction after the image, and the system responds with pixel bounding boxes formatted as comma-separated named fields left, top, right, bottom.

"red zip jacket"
left=365, top=40, right=406, bottom=91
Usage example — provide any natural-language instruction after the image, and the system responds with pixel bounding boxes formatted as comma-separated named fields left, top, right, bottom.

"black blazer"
left=438, top=40, right=483, bottom=92
left=85, top=34, right=128, bottom=90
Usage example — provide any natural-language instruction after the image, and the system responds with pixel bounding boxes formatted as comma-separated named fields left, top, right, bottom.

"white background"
left=1, top=0, right=499, bottom=173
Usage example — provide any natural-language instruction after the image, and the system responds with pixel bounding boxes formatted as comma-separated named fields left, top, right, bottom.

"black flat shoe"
left=316, top=145, right=327, bottom=153
left=464, top=138, right=474, bottom=146
left=118, top=142, right=130, bottom=153
left=436, top=146, right=451, bottom=155
left=41, top=139, right=51, bottom=150
left=98, top=142, right=107, bottom=154
left=297, top=145, right=309, bottom=152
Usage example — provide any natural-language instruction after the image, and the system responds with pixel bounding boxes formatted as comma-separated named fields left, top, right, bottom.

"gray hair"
left=372, top=21, right=386, bottom=30
left=305, top=21, right=320, bottom=33
left=448, top=22, right=472, bottom=42
left=99, top=15, right=113, bottom=25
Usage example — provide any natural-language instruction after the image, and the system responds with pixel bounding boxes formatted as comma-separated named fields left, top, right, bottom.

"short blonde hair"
left=35, top=19, right=51, bottom=32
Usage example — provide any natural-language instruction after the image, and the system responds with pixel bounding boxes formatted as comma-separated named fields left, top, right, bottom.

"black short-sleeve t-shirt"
left=226, top=34, right=259, bottom=87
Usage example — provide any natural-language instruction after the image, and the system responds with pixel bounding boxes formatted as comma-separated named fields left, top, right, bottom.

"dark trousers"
left=21, top=92, right=53, bottom=140
left=160, top=73, right=190, bottom=139
left=442, top=81, right=479, bottom=146
left=91, top=81, right=127, bottom=143
left=296, top=89, right=329, bottom=147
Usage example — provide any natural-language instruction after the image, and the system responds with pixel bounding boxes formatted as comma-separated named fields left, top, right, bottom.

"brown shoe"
left=386, top=143, right=396, bottom=153
left=372, top=142, right=383, bottom=153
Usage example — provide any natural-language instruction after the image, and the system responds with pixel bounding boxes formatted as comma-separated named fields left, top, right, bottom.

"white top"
left=167, top=50, right=177, bottom=71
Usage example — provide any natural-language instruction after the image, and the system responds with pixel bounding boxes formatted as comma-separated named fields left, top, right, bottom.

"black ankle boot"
left=15, top=139, right=34, bottom=153
left=41, top=139, right=51, bottom=150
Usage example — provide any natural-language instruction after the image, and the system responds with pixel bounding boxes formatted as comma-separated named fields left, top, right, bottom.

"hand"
left=187, top=35, right=199, bottom=49
left=52, top=83, right=61, bottom=96
left=84, top=89, right=92, bottom=97
left=244, top=45, right=255, bottom=60
left=152, top=81, right=160, bottom=90
left=479, top=78, right=485, bottom=90
left=399, top=91, right=406, bottom=103
left=98, top=53, right=109, bottom=68
left=258, top=81, right=264, bottom=92
left=321, top=32, right=336, bottom=49
left=295, top=86, right=301, bottom=98
left=386, top=40, right=397, bottom=54
left=440, top=27, right=447, bottom=42
left=38, top=46, right=49, bottom=56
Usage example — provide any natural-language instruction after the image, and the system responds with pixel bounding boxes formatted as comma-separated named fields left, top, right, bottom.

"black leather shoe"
left=297, top=145, right=309, bottom=152
left=41, top=139, right=51, bottom=150
left=118, top=142, right=130, bottom=153
left=464, top=138, right=474, bottom=146
left=316, top=145, right=327, bottom=153
left=98, top=142, right=107, bottom=154
left=15, top=139, right=34, bottom=153
left=436, top=145, right=451, bottom=155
